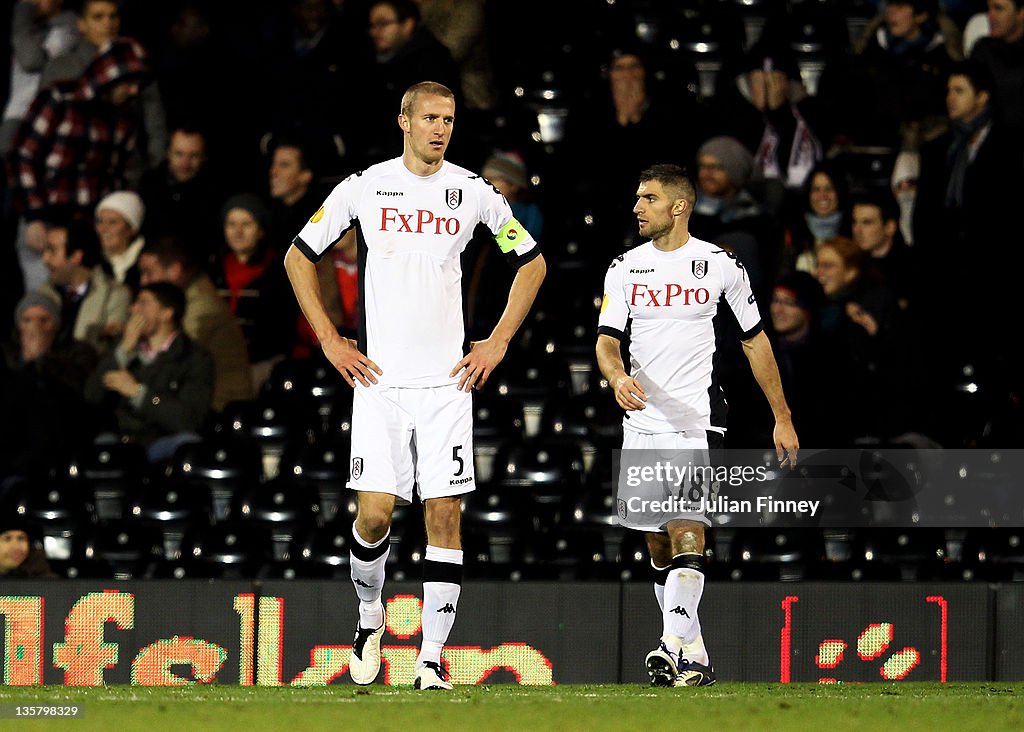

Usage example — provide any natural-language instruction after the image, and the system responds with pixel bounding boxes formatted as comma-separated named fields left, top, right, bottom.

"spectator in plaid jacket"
left=6, top=36, right=149, bottom=295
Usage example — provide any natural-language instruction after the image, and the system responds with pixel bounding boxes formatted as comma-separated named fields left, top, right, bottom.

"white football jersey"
left=598, top=237, right=762, bottom=434
left=295, top=158, right=540, bottom=387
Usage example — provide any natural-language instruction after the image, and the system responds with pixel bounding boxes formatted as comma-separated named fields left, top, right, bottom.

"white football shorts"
left=348, top=383, right=475, bottom=504
left=616, top=428, right=722, bottom=531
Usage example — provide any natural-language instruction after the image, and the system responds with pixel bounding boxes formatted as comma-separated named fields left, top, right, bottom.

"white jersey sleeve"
left=598, top=255, right=629, bottom=339
left=293, top=173, right=365, bottom=262
left=715, top=248, right=763, bottom=339
left=473, top=176, right=540, bottom=268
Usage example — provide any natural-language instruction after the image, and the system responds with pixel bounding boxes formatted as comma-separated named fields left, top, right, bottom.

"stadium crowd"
left=1, top=0, right=1022, bottom=580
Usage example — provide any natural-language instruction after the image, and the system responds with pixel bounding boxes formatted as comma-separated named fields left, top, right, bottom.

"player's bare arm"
left=596, top=333, right=647, bottom=411
left=450, top=254, right=546, bottom=392
left=740, top=329, right=798, bottom=467
left=284, top=244, right=382, bottom=387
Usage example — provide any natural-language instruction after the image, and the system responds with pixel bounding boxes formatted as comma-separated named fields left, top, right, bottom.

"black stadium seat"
left=855, top=528, right=949, bottom=581
left=8, top=477, right=91, bottom=562
left=663, top=2, right=747, bottom=99
left=959, top=528, right=1024, bottom=581
left=177, top=521, right=273, bottom=579
left=493, top=440, right=584, bottom=529
left=519, top=529, right=611, bottom=580
left=81, top=520, right=166, bottom=579
left=615, top=529, right=652, bottom=581
left=288, top=516, right=352, bottom=578
left=235, top=478, right=320, bottom=525
left=169, top=436, right=263, bottom=520
left=277, top=435, right=351, bottom=521
left=65, top=441, right=149, bottom=521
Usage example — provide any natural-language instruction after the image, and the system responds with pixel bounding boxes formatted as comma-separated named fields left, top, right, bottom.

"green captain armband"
left=495, top=217, right=525, bottom=254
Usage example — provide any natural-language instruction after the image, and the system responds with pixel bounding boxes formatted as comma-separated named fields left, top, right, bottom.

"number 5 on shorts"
left=452, top=445, right=464, bottom=476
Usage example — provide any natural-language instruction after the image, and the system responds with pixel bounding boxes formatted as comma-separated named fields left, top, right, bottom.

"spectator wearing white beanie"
left=890, top=151, right=920, bottom=246
left=95, top=191, right=146, bottom=287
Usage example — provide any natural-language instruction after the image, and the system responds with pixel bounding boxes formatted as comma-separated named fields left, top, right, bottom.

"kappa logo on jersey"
left=630, top=268, right=654, bottom=274
left=376, top=190, right=403, bottom=197
left=446, top=188, right=463, bottom=210
left=692, top=260, right=708, bottom=279
left=630, top=283, right=711, bottom=307
left=380, top=207, right=461, bottom=235
left=310, top=206, right=325, bottom=223
left=351, top=457, right=363, bottom=480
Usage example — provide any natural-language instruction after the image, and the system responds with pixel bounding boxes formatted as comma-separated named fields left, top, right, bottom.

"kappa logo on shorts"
left=446, top=188, right=463, bottom=210
left=351, top=457, right=363, bottom=480
left=692, top=260, right=708, bottom=279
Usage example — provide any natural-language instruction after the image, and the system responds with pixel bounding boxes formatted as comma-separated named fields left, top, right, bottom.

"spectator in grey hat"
left=482, top=151, right=543, bottom=239
left=696, top=136, right=755, bottom=193
left=690, top=135, right=778, bottom=317
left=221, top=193, right=270, bottom=234
left=6, top=289, right=98, bottom=379
left=10, top=291, right=62, bottom=364
left=692, top=136, right=759, bottom=226
left=1, top=291, right=100, bottom=481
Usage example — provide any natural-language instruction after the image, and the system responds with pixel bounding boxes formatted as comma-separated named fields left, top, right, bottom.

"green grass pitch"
left=1, top=683, right=1021, bottom=731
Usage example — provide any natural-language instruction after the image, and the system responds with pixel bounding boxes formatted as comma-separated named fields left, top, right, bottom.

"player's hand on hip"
left=450, top=337, right=507, bottom=392
left=774, top=418, right=799, bottom=468
left=323, top=336, right=382, bottom=387
left=613, top=374, right=646, bottom=411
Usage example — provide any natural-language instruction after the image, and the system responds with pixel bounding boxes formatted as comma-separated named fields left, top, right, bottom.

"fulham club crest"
left=692, top=259, right=708, bottom=279
left=446, top=188, right=463, bottom=210
left=351, top=457, right=363, bottom=480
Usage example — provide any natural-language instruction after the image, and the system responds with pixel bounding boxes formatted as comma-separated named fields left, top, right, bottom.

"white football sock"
left=652, top=559, right=670, bottom=612
left=350, top=524, right=390, bottom=628
left=682, top=617, right=710, bottom=666
left=417, top=545, right=463, bottom=667
left=661, top=553, right=705, bottom=656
